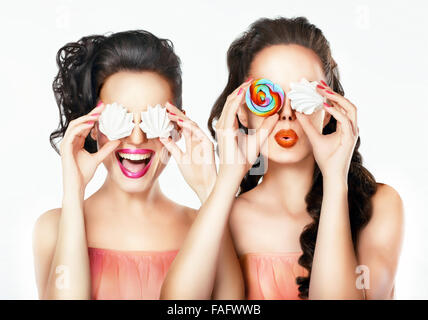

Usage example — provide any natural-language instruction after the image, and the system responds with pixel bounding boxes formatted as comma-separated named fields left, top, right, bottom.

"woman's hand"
left=60, top=102, right=120, bottom=196
left=295, top=81, right=359, bottom=181
left=160, top=102, right=217, bottom=203
left=215, top=79, right=279, bottom=184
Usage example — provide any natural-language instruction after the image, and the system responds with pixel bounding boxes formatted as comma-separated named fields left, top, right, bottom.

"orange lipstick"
left=274, top=129, right=298, bottom=148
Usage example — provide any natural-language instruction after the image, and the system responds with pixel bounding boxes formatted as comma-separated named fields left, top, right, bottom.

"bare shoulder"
left=164, top=197, right=198, bottom=226
left=229, top=190, right=263, bottom=227
left=230, top=193, right=250, bottom=219
left=33, top=208, right=62, bottom=263
left=370, top=183, right=404, bottom=230
left=229, top=189, right=278, bottom=255
left=372, top=183, right=403, bottom=214
left=33, top=208, right=61, bottom=244
left=359, top=183, right=404, bottom=255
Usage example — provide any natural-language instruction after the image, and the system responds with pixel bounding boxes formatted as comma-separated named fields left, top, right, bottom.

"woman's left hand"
left=160, top=102, right=217, bottom=203
left=295, top=82, right=359, bottom=181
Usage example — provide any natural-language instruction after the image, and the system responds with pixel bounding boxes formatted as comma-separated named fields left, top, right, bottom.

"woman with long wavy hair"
left=33, top=30, right=242, bottom=299
left=161, top=16, right=404, bottom=299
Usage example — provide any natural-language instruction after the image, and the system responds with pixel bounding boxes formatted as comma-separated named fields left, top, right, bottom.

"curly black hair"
left=50, top=30, right=182, bottom=153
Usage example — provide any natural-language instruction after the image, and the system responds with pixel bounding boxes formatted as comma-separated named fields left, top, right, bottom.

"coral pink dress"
left=239, top=251, right=307, bottom=300
left=88, top=247, right=178, bottom=300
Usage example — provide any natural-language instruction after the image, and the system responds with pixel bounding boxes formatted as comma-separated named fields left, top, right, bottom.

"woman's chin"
left=263, top=146, right=310, bottom=166
left=266, top=154, right=304, bottom=165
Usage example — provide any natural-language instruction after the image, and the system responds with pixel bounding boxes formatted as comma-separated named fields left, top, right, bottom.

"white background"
left=1, top=0, right=427, bottom=299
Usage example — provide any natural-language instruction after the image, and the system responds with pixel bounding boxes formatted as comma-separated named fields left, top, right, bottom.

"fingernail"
left=323, top=102, right=332, bottom=108
left=96, top=100, right=103, bottom=107
left=91, top=113, right=101, bottom=116
left=170, top=112, right=176, bottom=116
left=178, top=119, right=183, bottom=122
left=316, top=84, right=325, bottom=89
left=325, top=90, right=334, bottom=95
left=246, top=77, right=253, bottom=83
left=320, top=80, right=327, bottom=86
left=86, top=121, right=95, bottom=124
left=238, top=88, right=243, bottom=95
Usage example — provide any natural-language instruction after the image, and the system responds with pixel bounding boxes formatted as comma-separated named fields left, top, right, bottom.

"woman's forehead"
left=249, top=44, right=325, bottom=91
left=100, top=71, right=173, bottom=112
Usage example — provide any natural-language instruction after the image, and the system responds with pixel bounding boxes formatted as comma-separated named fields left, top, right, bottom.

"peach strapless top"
left=88, top=247, right=178, bottom=300
left=239, top=251, right=307, bottom=300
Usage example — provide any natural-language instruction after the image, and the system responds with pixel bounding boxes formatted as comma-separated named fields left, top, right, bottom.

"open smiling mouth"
left=115, top=148, right=155, bottom=179
left=274, top=129, right=299, bottom=148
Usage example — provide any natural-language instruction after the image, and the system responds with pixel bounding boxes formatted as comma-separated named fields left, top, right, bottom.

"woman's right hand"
left=59, top=102, right=120, bottom=196
left=160, top=102, right=217, bottom=204
left=215, top=79, right=279, bottom=184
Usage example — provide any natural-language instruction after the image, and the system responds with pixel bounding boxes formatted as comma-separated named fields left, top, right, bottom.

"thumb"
left=295, top=112, right=321, bottom=144
left=94, top=140, right=121, bottom=164
left=159, top=137, right=183, bottom=163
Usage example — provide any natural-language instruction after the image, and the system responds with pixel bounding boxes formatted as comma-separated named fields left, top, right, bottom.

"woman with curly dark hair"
left=162, top=16, right=404, bottom=299
left=32, top=30, right=242, bottom=299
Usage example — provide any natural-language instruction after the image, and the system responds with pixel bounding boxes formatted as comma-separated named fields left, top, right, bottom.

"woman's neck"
left=94, top=176, right=165, bottom=216
left=259, top=154, right=315, bottom=216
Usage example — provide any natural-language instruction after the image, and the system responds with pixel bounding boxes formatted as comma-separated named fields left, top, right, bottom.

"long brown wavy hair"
left=208, top=16, right=377, bottom=299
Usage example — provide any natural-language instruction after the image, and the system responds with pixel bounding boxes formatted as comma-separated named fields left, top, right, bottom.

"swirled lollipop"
left=245, top=78, right=285, bottom=117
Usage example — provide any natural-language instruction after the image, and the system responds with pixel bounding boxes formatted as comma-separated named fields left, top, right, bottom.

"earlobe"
left=237, top=105, right=249, bottom=128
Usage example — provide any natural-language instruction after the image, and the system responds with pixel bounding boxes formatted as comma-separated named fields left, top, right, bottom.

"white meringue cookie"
left=98, top=102, right=135, bottom=140
left=288, top=78, right=326, bottom=115
left=139, top=104, right=174, bottom=139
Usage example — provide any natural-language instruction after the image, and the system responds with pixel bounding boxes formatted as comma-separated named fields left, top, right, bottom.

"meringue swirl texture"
left=98, top=102, right=135, bottom=141
left=245, top=78, right=285, bottom=117
left=288, top=78, right=326, bottom=115
left=139, top=104, right=174, bottom=139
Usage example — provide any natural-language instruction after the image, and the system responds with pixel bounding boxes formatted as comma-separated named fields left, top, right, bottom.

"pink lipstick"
left=115, top=148, right=155, bottom=179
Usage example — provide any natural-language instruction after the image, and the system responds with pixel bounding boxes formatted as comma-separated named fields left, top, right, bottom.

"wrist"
left=196, top=178, right=217, bottom=204
left=213, top=173, right=240, bottom=197
left=62, top=188, right=84, bottom=205
left=218, top=165, right=246, bottom=184
left=323, top=174, right=348, bottom=192
left=62, top=172, right=86, bottom=200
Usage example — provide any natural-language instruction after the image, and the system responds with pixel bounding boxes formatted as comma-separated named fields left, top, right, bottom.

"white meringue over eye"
left=98, top=102, right=135, bottom=140
left=139, top=104, right=174, bottom=139
left=288, top=78, right=326, bottom=115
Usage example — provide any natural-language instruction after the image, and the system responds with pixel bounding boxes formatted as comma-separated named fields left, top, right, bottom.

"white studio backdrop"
left=0, top=0, right=427, bottom=299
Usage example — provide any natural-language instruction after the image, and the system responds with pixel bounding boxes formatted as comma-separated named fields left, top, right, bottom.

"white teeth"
left=118, top=152, right=151, bottom=161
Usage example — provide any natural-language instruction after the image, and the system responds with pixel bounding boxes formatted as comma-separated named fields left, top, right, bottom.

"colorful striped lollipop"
left=245, top=78, right=285, bottom=117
